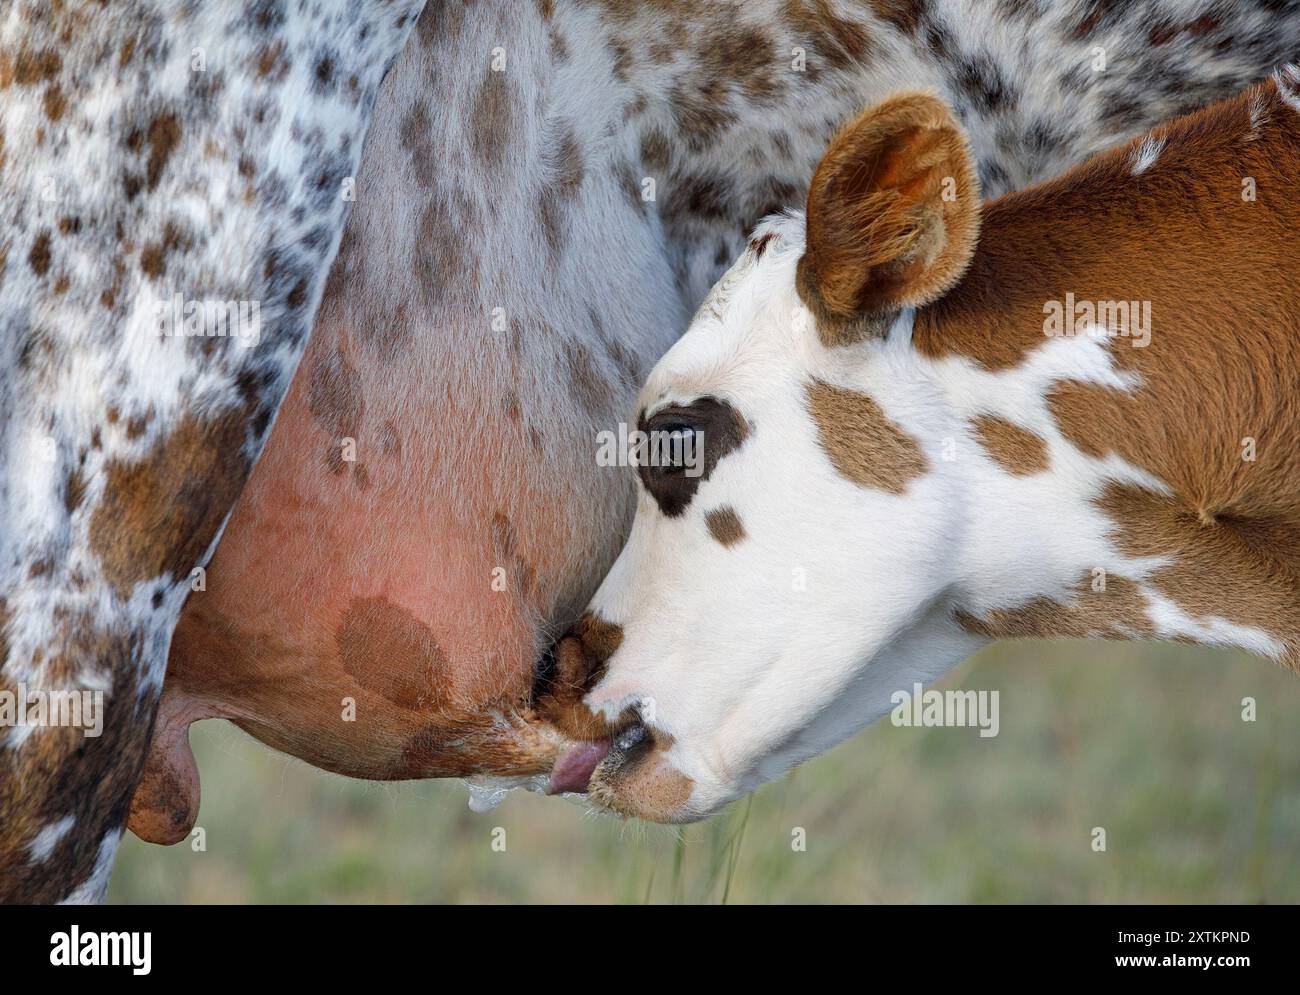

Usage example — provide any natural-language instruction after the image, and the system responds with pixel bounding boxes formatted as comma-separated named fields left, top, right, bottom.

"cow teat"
left=126, top=685, right=215, bottom=845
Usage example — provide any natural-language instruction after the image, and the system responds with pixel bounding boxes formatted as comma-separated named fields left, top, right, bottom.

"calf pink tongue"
left=547, top=740, right=612, bottom=795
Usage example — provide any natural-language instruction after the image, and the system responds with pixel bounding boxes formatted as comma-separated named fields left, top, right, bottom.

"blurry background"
left=110, top=640, right=1300, bottom=903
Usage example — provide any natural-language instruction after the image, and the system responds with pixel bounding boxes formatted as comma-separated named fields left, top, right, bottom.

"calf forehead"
left=642, top=217, right=802, bottom=395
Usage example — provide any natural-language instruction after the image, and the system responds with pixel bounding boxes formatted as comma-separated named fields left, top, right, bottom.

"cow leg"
left=0, top=0, right=426, bottom=903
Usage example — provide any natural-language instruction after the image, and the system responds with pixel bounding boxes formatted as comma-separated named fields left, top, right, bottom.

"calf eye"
left=636, top=396, right=750, bottom=517
left=656, top=423, right=698, bottom=471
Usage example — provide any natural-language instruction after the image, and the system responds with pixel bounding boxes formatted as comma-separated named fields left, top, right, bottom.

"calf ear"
left=797, top=92, right=980, bottom=344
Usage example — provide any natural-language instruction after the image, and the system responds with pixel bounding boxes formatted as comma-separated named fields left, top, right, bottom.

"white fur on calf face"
left=582, top=216, right=972, bottom=818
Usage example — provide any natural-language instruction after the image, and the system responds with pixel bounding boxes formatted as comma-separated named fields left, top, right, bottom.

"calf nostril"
left=615, top=721, right=648, bottom=752
left=530, top=642, right=559, bottom=703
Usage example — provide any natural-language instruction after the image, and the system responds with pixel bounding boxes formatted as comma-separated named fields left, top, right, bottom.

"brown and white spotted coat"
left=135, top=1, right=1300, bottom=841
left=539, top=72, right=1300, bottom=822
left=0, top=0, right=426, bottom=903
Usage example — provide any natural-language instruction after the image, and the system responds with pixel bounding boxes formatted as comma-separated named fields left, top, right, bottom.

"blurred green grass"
left=109, top=640, right=1300, bottom=903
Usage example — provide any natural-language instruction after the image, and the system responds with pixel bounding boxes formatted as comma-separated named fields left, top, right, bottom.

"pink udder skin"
left=128, top=342, right=628, bottom=842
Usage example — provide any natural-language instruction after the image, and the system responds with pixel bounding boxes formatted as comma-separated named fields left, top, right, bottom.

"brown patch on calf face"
left=577, top=613, right=624, bottom=662
left=89, top=411, right=248, bottom=598
left=805, top=379, right=927, bottom=493
left=589, top=729, right=695, bottom=823
left=597, top=764, right=696, bottom=820
left=955, top=572, right=1155, bottom=640
left=638, top=396, right=750, bottom=517
left=534, top=613, right=630, bottom=741
left=971, top=414, right=1049, bottom=475
left=336, top=597, right=451, bottom=711
left=705, top=505, right=746, bottom=546
left=749, top=231, right=776, bottom=258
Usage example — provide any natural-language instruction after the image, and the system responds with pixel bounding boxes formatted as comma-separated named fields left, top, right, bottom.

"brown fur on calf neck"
left=915, top=76, right=1300, bottom=662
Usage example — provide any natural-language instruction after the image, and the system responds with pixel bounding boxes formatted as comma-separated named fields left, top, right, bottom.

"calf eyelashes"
left=636, top=396, right=752, bottom=517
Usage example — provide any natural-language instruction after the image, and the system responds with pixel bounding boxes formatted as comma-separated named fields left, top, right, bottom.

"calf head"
left=540, top=94, right=985, bottom=821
